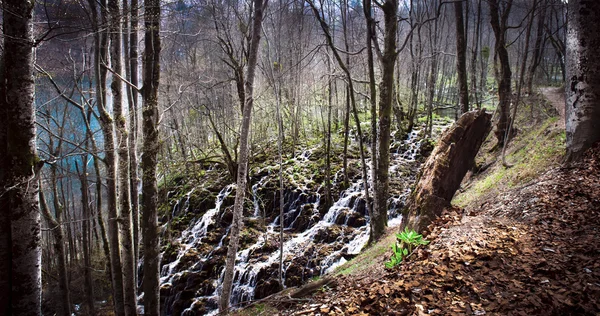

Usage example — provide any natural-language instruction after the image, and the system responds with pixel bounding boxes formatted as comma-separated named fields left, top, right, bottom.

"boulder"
left=403, top=109, right=491, bottom=231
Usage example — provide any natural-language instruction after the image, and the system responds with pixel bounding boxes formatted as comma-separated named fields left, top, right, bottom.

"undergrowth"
left=453, top=95, right=565, bottom=208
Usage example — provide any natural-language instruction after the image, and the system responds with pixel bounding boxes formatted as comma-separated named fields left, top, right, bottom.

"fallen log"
left=403, top=109, right=492, bottom=232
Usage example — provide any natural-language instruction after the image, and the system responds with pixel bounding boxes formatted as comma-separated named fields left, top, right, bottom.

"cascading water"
left=160, top=184, right=234, bottom=284
left=159, top=120, right=452, bottom=315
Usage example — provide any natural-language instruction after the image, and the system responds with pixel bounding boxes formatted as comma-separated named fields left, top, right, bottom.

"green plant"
left=384, top=228, right=429, bottom=269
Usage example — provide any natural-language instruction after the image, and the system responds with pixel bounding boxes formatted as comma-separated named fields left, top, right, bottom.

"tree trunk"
left=455, top=0, right=469, bottom=114
left=1, top=1, right=42, bottom=314
left=78, top=161, right=96, bottom=315
left=39, top=183, right=71, bottom=316
left=526, top=0, right=547, bottom=94
left=108, top=0, right=137, bottom=314
left=372, top=0, right=398, bottom=242
left=363, top=0, right=378, bottom=226
left=488, top=0, right=513, bottom=147
left=565, top=0, right=600, bottom=161
left=403, top=110, right=491, bottom=231
left=141, top=0, right=161, bottom=313
left=127, top=0, right=141, bottom=285
left=96, top=0, right=126, bottom=313
left=470, top=0, right=482, bottom=109
left=219, top=0, right=268, bottom=312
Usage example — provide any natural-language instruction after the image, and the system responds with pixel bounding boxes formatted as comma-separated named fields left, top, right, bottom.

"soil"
left=252, top=90, right=600, bottom=315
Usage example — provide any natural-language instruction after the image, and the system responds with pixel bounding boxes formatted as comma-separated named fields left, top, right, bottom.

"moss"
left=334, top=233, right=396, bottom=276
left=452, top=113, right=565, bottom=208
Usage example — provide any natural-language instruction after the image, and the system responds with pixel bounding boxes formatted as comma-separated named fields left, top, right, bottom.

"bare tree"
left=0, top=1, right=42, bottom=314
left=488, top=0, right=513, bottom=147
left=455, top=0, right=469, bottom=114
left=219, top=0, right=269, bottom=312
left=141, top=0, right=162, bottom=313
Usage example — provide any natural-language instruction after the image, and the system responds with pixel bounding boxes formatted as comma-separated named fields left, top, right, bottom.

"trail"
left=256, top=95, right=600, bottom=316
left=540, top=87, right=565, bottom=128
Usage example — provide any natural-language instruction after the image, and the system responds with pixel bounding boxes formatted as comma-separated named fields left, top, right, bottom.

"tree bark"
left=1, top=1, right=42, bottom=314
left=95, top=0, right=126, bottom=313
left=78, top=161, right=96, bottom=315
left=488, top=0, right=513, bottom=147
left=565, top=0, right=600, bottom=161
left=39, top=183, right=71, bottom=316
left=108, top=0, right=137, bottom=314
left=219, top=0, right=268, bottom=312
left=141, top=0, right=162, bottom=314
left=403, top=110, right=491, bottom=231
left=526, top=0, right=547, bottom=94
left=127, top=0, right=141, bottom=284
left=363, top=0, right=378, bottom=230
left=372, top=0, right=399, bottom=242
left=455, top=0, right=469, bottom=114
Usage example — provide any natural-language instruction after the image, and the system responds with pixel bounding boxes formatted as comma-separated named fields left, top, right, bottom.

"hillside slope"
left=243, top=90, right=600, bottom=315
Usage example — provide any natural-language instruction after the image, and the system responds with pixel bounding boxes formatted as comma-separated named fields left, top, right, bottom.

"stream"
left=157, top=122, right=450, bottom=315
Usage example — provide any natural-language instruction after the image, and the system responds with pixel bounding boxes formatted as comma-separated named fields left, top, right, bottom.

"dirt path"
left=269, top=144, right=600, bottom=316
left=540, top=87, right=565, bottom=128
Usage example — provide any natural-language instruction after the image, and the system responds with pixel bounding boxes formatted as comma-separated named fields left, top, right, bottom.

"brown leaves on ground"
left=276, top=143, right=600, bottom=316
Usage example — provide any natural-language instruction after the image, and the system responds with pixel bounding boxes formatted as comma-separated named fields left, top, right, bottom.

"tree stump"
left=403, top=109, right=492, bottom=231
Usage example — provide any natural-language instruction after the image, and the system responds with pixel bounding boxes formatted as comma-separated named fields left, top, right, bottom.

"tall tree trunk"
left=127, top=0, right=141, bottom=286
left=0, top=1, right=42, bottom=314
left=372, top=0, right=398, bottom=242
left=219, top=0, right=268, bottom=312
left=455, top=0, right=469, bottom=114
left=526, top=0, right=547, bottom=94
left=488, top=0, right=513, bottom=146
left=39, top=182, right=71, bottom=316
left=307, top=0, right=373, bottom=238
left=86, top=0, right=113, bottom=288
left=141, top=0, right=161, bottom=313
left=95, top=0, right=126, bottom=313
left=78, top=160, right=96, bottom=315
left=565, top=0, right=600, bottom=161
left=108, top=0, right=137, bottom=314
left=503, top=0, right=538, bottom=166
left=470, top=0, right=482, bottom=108
left=363, top=0, right=378, bottom=222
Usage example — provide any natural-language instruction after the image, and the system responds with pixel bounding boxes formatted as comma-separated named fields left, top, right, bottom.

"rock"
left=254, top=279, right=283, bottom=300
left=403, top=109, right=492, bottom=231
left=345, top=211, right=367, bottom=227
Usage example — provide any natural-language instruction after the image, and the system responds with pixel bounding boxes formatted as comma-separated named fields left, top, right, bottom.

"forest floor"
left=239, top=89, right=600, bottom=316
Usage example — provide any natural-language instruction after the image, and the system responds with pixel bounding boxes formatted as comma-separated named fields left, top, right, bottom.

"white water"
left=160, top=184, right=235, bottom=284
left=161, top=120, right=452, bottom=314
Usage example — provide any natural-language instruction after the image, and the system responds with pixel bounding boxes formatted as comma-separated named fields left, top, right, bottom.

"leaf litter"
left=266, top=143, right=600, bottom=315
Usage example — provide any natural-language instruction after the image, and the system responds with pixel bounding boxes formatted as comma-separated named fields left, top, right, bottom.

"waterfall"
left=160, top=120, right=452, bottom=315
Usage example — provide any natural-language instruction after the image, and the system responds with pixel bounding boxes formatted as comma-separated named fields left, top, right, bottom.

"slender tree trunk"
left=470, top=0, right=482, bottom=108
left=565, top=0, right=600, bottom=161
left=127, top=0, right=141, bottom=285
left=108, top=0, right=137, bottom=314
left=308, top=0, right=373, bottom=233
left=0, top=1, right=42, bottom=314
left=526, top=0, right=546, bottom=94
left=455, top=0, right=469, bottom=114
left=141, top=0, right=162, bottom=313
left=95, top=0, right=126, bottom=313
left=39, top=183, right=71, bottom=316
left=372, top=0, right=398, bottom=242
left=78, top=160, right=96, bottom=315
left=219, top=0, right=268, bottom=312
left=488, top=0, right=513, bottom=146
left=363, top=0, right=378, bottom=221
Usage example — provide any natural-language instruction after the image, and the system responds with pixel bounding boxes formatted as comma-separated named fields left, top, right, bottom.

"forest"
left=1, top=0, right=599, bottom=315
